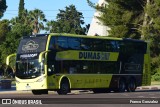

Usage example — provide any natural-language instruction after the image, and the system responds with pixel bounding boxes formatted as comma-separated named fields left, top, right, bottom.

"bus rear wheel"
left=57, top=79, right=70, bottom=95
left=117, top=79, right=126, bottom=92
left=127, top=79, right=136, bottom=92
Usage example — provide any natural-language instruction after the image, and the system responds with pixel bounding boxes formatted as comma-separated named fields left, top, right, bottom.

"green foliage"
left=18, top=0, right=25, bottom=20
left=0, top=32, right=18, bottom=63
left=29, top=9, right=47, bottom=34
left=0, top=0, right=7, bottom=18
left=152, top=70, right=160, bottom=81
left=0, top=23, right=32, bottom=64
left=11, top=23, right=32, bottom=36
left=46, top=5, right=86, bottom=35
left=144, top=0, right=160, bottom=77
left=151, top=56, right=160, bottom=75
left=11, top=9, right=47, bottom=34
left=0, top=20, right=11, bottom=43
left=0, top=20, right=32, bottom=67
left=144, top=0, right=160, bottom=57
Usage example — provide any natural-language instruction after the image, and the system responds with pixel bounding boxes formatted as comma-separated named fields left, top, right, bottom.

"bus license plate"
left=26, top=85, right=31, bottom=89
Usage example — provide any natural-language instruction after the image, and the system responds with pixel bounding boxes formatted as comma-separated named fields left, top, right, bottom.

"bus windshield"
left=16, top=59, right=44, bottom=79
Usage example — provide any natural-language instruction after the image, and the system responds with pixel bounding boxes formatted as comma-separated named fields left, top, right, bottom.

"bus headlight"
left=36, top=76, right=46, bottom=82
left=16, top=79, right=20, bottom=84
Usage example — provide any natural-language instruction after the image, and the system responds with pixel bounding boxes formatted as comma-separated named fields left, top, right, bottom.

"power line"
left=6, top=9, right=95, bottom=12
left=4, top=13, right=94, bottom=19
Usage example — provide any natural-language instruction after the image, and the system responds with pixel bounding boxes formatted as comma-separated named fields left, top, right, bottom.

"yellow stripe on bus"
left=56, top=50, right=119, bottom=61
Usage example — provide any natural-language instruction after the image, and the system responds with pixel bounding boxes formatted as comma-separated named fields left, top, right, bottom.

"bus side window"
left=68, top=37, right=81, bottom=50
left=81, top=38, right=92, bottom=50
left=92, top=39, right=105, bottom=51
left=106, top=40, right=115, bottom=52
left=119, top=42, right=126, bottom=53
left=57, top=36, right=68, bottom=50
left=110, top=41, right=118, bottom=52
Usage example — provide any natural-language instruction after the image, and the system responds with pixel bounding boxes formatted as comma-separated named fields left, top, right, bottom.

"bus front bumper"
left=15, top=76, right=47, bottom=91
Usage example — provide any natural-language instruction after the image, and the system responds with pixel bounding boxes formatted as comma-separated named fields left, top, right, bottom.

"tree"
left=10, top=9, right=46, bottom=34
left=0, top=0, right=7, bottom=18
left=46, top=20, right=61, bottom=33
left=0, top=23, right=32, bottom=64
left=29, top=9, right=47, bottom=34
left=0, top=19, right=10, bottom=64
left=11, top=9, right=30, bottom=26
left=145, top=0, right=160, bottom=57
left=144, top=0, right=160, bottom=75
left=18, top=0, right=25, bottom=21
left=0, top=20, right=10, bottom=43
left=46, top=5, right=86, bottom=34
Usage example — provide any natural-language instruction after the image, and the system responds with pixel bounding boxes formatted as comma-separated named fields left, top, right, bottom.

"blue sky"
left=2, top=0, right=98, bottom=25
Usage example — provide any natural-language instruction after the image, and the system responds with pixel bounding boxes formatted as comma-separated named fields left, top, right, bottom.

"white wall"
left=87, top=0, right=110, bottom=36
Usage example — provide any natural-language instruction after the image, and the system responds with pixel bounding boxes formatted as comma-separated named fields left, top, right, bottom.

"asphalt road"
left=0, top=90, right=160, bottom=107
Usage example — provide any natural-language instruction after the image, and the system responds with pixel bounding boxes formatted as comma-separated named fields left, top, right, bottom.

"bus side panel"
left=47, top=75, right=60, bottom=90
left=61, top=74, right=113, bottom=89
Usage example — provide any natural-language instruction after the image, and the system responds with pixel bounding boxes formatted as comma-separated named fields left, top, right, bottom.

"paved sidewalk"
left=0, top=85, right=160, bottom=94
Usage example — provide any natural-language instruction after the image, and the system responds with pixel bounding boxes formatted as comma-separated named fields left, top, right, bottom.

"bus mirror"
left=6, top=53, right=16, bottom=66
left=39, top=50, right=50, bottom=63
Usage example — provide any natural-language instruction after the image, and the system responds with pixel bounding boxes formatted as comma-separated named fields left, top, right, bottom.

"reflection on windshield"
left=16, top=59, right=44, bottom=79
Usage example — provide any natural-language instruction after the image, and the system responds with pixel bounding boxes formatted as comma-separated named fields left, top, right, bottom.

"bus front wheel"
left=57, top=78, right=70, bottom=95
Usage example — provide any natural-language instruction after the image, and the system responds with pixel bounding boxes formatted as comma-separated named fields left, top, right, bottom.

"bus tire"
left=57, top=78, right=70, bottom=95
left=127, top=79, right=136, bottom=92
left=117, top=79, right=126, bottom=92
left=43, top=90, right=48, bottom=94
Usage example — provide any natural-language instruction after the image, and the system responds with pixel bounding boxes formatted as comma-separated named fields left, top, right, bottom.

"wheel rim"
left=62, top=83, right=68, bottom=93
left=129, top=81, right=136, bottom=91
left=119, top=80, right=125, bottom=92
left=59, top=81, right=69, bottom=95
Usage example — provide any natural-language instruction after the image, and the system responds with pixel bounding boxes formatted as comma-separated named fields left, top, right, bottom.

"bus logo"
left=22, top=40, right=39, bottom=51
left=79, top=52, right=110, bottom=60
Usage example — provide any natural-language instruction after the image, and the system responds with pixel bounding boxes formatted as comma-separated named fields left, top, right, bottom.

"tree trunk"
left=141, top=0, right=150, bottom=39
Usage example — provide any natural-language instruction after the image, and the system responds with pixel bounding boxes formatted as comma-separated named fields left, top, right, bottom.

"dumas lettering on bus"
left=79, top=52, right=110, bottom=60
left=20, top=53, right=38, bottom=58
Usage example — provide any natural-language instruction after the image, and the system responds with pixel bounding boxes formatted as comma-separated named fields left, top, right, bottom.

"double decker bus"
left=6, top=33, right=150, bottom=95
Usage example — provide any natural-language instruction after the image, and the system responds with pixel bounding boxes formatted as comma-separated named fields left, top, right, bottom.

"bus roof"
left=22, top=33, right=146, bottom=43
left=49, top=33, right=122, bottom=40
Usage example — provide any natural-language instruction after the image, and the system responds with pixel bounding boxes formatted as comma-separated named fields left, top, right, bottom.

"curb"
left=136, top=85, right=160, bottom=90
